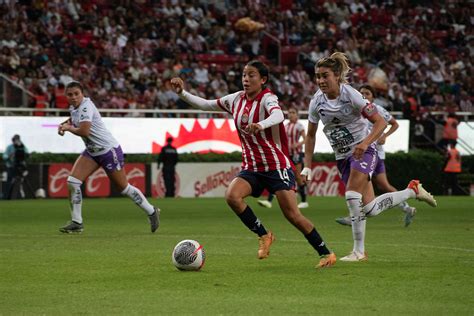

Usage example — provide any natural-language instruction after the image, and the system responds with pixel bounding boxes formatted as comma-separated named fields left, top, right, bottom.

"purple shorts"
left=81, top=145, right=125, bottom=173
left=373, top=158, right=386, bottom=176
left=336, top=145, right=378, bottom=186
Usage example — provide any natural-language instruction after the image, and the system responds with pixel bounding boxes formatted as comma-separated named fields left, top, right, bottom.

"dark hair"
left=246, top=60, right=269, bottom=86
left=359, top=84, right=376, bottom=98
left=65, top=81, right=84, bottom=92
left=287, top=106, right=298, bottom=113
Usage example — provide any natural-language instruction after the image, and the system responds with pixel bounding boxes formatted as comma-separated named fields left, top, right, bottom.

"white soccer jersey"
left=70, top=97, right=119, bottom=156
left=217, top=88, right=291, bottom=172
left=369, top=104, right=393, bottom=160
left=308, top=84, right=378, bottom=160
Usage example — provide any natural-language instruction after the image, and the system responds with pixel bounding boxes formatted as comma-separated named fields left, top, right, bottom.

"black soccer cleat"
left=60, top=221, right=83, bottom=233
left=148, top=208, right=160, bottom=233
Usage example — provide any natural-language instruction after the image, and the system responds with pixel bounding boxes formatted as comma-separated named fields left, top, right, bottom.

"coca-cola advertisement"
left=85, top=168, right=110, bottom=197
left=48, top=163, right=146, bottom=198
left=307, top=162, right=345, bottom=196
left=48, top=163, right=73, bottom=197
left=124, top=163, right=146, bottom=193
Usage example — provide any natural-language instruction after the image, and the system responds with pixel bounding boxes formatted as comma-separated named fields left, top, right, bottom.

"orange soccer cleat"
left=257, top=231, right=275, bottom=259
left=407, top=180, right=437, bottom=207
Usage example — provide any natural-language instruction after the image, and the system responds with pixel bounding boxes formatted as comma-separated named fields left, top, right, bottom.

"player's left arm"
left=378, top=117, right=398, bottom=145
left=355, top=111, right=386, bottom=159
left=246, top=95, right=284, bottom=135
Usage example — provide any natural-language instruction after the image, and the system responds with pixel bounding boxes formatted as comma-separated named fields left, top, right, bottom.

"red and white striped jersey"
left=286, top=121, right=305, bottom=156
left=217, top=88, right=291, bottom=172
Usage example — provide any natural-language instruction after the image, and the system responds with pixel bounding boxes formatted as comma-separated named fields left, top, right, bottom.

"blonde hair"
left=316, top=52, right=351, bottom=84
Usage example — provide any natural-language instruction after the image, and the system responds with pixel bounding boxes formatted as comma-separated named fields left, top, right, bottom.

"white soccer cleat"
left=298, top=202, right=309, bottom=209
left=335, top=216, right=352, bottom=226
left=339, top=251, right=368, bottom=262
left=407, top=180, right=437, bottom=207
left=257, top=200, right=272, bottom=208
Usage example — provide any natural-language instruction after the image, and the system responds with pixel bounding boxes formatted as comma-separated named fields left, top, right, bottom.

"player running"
left=301, top=53, right=437, bottom=262
left=336, top=84, right=417, bottom=227
left=171, top=60, right=336, bottom=268
left=57, top=81, right=159, bottom=233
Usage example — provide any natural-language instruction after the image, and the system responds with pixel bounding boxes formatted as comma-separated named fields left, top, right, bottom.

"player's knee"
left=225, top=189, right=243, bottom=207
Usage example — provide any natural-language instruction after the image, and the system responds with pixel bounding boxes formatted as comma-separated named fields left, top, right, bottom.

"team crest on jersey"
left=224, top=100, right=230, bottom=109
left=332, top=117, right=341, bottom=124
left=342, top=104, right=353, bottom=115
left=241, top=113, right=249, bottom=124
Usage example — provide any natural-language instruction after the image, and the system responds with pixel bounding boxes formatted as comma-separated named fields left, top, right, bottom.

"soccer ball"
left=172, top=239, right=205, bottom=271
left=35, top=188, right=46, bottom=198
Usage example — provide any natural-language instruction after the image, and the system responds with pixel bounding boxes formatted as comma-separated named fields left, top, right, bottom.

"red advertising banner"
left=48, top=163, right=73, bottom=197
left=48, top=163, right=145, bottom=198
left=124, top=163, right=146, bottom=193
left=308, top=162, right=345, bottom=196
left=85, top=168, right=110, bottom=197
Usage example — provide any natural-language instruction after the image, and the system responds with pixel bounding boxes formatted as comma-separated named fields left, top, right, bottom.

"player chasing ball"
left=171, top=60, right=336, bottom=268
left=335, top=84, right=417, bottom=227
left=301, top=52, right=437, bottom=262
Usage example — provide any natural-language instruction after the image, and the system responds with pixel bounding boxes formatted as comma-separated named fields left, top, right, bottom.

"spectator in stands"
left=0, top=1, right=470, bottom=119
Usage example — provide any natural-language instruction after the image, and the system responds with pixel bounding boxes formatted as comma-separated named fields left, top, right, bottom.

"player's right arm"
left=58, top=118, right=72, bottom=136
left=301, top=121, right=318, bottom=183
left=170, top=77, right=222, bottom=112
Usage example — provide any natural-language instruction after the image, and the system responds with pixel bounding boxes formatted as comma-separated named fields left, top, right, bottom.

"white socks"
left=345, top=190, right=366, bottom=254
left=363, top=189, right=416, bottom=217
left=121, top=184, right=155, bottom=215
left=67, top=176, right=83, bottom=224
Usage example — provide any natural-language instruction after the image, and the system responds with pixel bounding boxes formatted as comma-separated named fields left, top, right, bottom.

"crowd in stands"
left=0, top=0, right=472, bottom=119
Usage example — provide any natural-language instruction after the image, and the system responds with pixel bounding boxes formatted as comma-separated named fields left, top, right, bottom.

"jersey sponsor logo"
left=85, top=168, right=110, bottom=197
left=329, top=127, right=355, bottom=149
left=338, top=147, right=350, bottom=154
left=48, top=163, right=73, bottom=197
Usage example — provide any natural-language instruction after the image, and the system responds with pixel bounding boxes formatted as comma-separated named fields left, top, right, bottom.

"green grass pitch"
left=1, top=196, right=473, bottom=314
